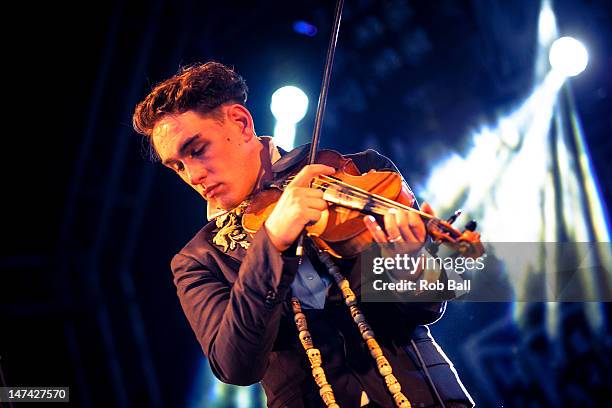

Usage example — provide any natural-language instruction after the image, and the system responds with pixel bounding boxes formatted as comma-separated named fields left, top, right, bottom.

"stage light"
left=271, top=86, right=309, bottom=124
left=549, top=36, right=588, bottom=77
left=537, top=2, right=557, bottom=45
left=293, top=20, right=318, bottom=37
left=271, top=86, right=309, bottom=150
left=235, top=387, right=251, bottom=407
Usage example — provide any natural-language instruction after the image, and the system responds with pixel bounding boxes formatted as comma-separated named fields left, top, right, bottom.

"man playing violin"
left=133, top=62, right=474, bottom=408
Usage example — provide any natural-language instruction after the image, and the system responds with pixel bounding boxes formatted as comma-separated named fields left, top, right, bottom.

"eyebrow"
left=162, top=134, right=200, bottom=166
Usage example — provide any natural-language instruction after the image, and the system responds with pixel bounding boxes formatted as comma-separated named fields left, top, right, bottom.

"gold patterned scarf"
left=212, top=201, right=251, bottom=252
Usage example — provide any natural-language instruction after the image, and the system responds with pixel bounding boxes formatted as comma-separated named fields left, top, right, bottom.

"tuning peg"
left=465, top=220, right=477, bottom=231
left=446, top=209, right=462, bottom=225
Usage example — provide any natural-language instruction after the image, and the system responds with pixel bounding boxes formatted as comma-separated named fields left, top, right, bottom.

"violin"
left=242, top=149, right=485, bottom=259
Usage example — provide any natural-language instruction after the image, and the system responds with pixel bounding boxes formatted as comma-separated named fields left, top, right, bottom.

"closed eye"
left=190, top=142, right=207, bottom=158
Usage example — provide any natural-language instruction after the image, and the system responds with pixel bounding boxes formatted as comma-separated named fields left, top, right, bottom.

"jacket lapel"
left=271, top=143, right=310, bottom=175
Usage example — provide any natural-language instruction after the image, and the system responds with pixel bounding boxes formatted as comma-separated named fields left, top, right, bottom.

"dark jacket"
left=171, top=146, right=474, bottom=407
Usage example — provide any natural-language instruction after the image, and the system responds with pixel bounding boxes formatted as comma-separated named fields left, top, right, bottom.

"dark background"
left=2, top=0, right=611, bottom=407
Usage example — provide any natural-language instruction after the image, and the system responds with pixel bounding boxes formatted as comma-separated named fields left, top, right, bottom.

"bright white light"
left=270, top=86, right=309, bottom=123
left=549, top=36, right=588, bottom=77
left=538, top=2, right=557, bottom=45
left=271, top=86, right=309, bottom=150
left=234, top=387, right=251, bottom=408
left=273, top=121, right=297, bottom=151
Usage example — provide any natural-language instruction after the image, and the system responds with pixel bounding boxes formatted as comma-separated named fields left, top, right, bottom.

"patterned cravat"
left=212, top=201, right=251, bottom=252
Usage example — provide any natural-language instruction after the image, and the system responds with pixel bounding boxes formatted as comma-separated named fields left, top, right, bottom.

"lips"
left=204, top=183, right=220, bottom=198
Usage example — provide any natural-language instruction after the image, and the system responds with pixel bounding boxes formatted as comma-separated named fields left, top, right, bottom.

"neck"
left=252, top=137, right=274, bottom=194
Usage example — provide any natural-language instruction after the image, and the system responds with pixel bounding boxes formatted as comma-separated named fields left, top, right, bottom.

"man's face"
left=152, top=107, right=261, bottom=210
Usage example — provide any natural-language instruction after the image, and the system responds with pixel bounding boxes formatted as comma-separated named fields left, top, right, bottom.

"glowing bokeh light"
left=293, top=20, right=318, bottom=37
left=271, top=86, right=309, bottom=150
left=549, top=36, right=588, bottom=77
left=271, top=86, right=309, bottom=124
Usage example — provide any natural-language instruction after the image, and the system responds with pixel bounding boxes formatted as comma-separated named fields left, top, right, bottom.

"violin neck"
left=312, top=175, right=413, bottom=217
left=281, top=174, right=416, bottom=217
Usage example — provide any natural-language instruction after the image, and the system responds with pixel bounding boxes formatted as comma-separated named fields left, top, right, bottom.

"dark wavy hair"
left=132, top=61, right=248, bottom=160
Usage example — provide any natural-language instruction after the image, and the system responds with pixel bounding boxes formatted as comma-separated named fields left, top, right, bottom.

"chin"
left=216, top=197, right=239, bottom=211
left=215, top=188, right=251, bottom=210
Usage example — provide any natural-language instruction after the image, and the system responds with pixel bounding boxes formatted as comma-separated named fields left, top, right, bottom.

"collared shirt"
left=207, top=137, right=331, bottom=309
left=290, top=256, right=331, bottom=309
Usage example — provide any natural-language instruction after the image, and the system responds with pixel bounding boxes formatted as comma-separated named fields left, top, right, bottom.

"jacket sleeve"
left=355, top=149, right=447, bottom=325
left=171, top=226, right=299, bottom=385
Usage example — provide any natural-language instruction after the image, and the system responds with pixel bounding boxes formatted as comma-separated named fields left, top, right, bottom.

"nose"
left=185, top=162, right=207, bottom=185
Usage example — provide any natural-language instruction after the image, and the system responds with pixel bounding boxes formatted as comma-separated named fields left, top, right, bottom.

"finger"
left=292, top=187, right=325, bottom=198
left=421, top=202, right=435, bottom=217
left=304, top=208, right=324, bottom=223
left=406, top=210, right=426, bottom=242
left=302, top=197, right=328, bottom=211
left=363, top=215, right=387, bottom=244
left=289, top=164, right=336, bottom=188
left=395, top=208, right=418, bottom=242
left=384, top=208, right=403, bottom=242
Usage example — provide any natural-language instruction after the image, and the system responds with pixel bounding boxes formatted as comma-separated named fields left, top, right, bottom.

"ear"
left=227, top=104, right=255, bottom=141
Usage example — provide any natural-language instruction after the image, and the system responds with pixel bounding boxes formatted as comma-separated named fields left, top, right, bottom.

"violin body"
left=242, top=149, right=421, bottom=258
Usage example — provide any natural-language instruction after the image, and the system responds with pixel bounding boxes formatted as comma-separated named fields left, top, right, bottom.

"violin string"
left=311, top=177, right=392, bottom=205
left=282, top=176, right=384, bottom=209
left=310, top=179, right=462, bottom=237
left=318, top=175, right=431, bottom=217
left=279, top=174, right=436, bottom=219
left=310, top=179, right=401, bottom=212
left=282, top=174, right=395, bottom=211
left=334, top=178, right=436, bottom=220
left=282, top=175, right=402, bottom=213
left=311, top=176, right=432, bottom=218
left=315, top=176, right=407, bottom=208
left=310, top=184, right=419, bottom=221
left=310, top=181, right=395, bottom=215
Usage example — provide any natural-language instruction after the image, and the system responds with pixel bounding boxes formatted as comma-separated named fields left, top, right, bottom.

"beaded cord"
left=291, top=297, right=340, bottom=408
left=291, top=251, right=412, bottom=408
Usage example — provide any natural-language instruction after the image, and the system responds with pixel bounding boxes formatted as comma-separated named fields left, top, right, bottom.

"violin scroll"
left=426, top=216, right=485, bottom=259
